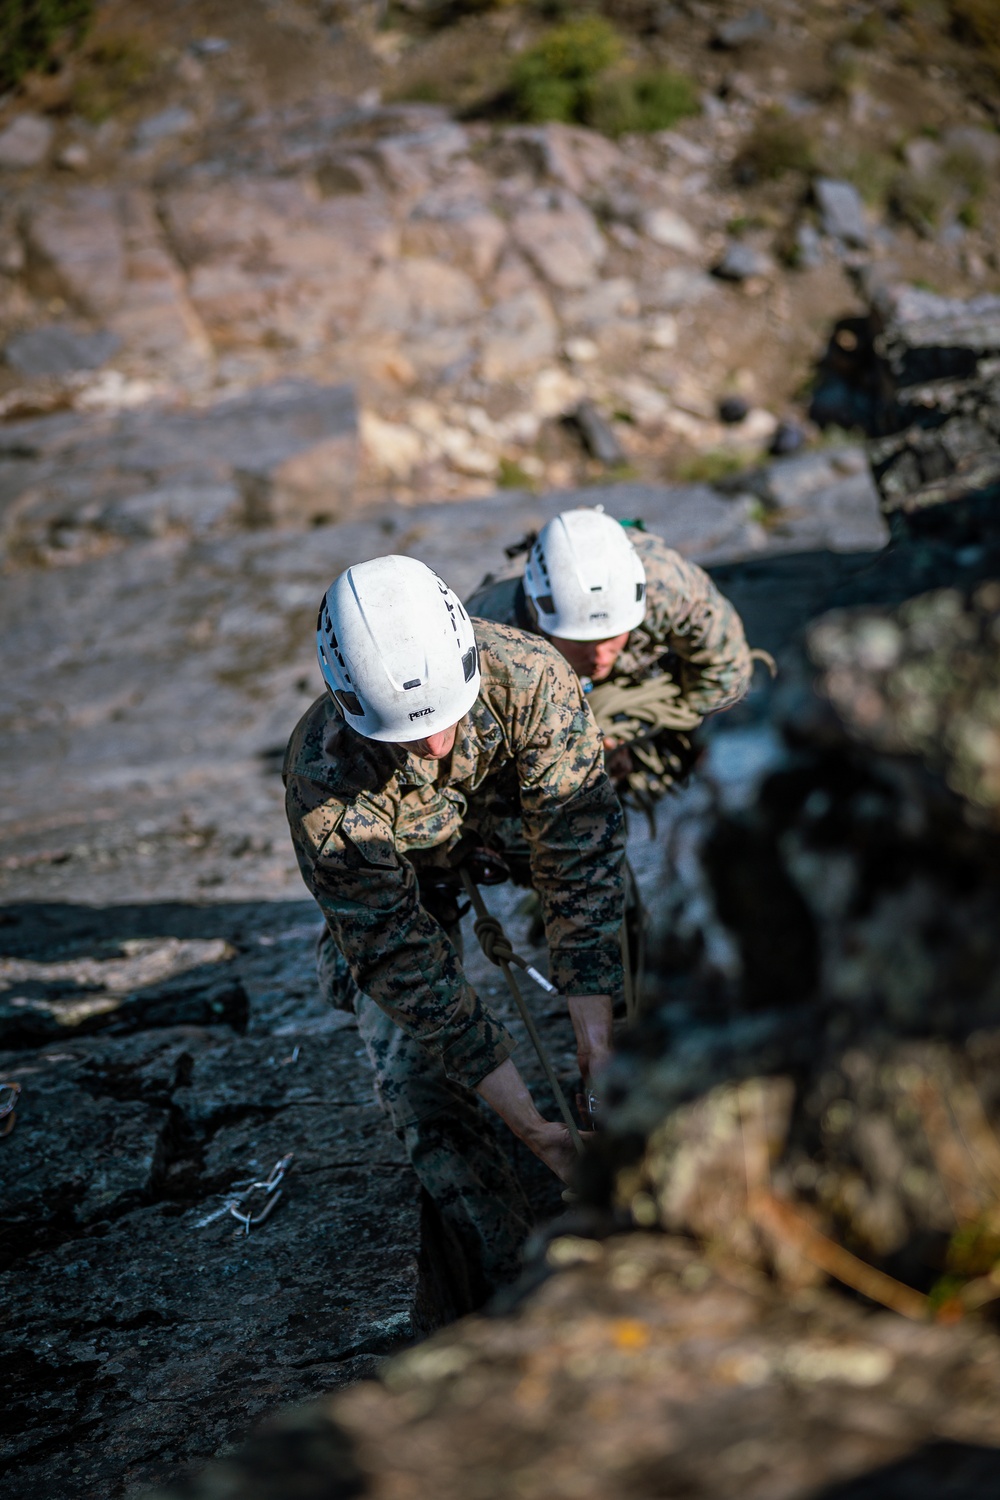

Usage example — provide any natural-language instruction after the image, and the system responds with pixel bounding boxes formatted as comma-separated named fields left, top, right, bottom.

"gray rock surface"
left=0, top=113, right=54, bottom=170
left=865, top=283, right=1000, bottom=528
left=712, top=241, right=773, bottom=282
left=0, top=378, right=358, bottom=562
left=1, top=902, right=434, bottom=1500
left=815, top=178, right=870, bottom=248
left=713, top=7, right=774, bottom=47
left=4, top=324, right=121, bottom=377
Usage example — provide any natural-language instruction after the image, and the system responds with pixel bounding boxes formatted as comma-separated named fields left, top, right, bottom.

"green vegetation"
left=497, top=457, right=537, bottom=489
left=889, top=167, right=950, bottom=234
left=944, top=141, right=990, bottom=200
left=509, top=16, right=698, bottom=135
left=837, top=147, right=898, bottom=206
left=511, top=15, right=622, bottom=121
left=70, top=30, right=158, bottom=122
left=733, top=109, right=815, bottom=183
left=949, top=0, right=1000, bottom=75
left=675, top=450, right=750, bottom=484
left=585, top=66, right=699, bottom=136
left=0, top=0, right=92, bottom=92
left=845, top=11, right=886, bottom=48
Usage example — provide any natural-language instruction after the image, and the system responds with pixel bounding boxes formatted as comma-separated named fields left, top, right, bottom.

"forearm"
left=476, top=1057, right=581, bottom=1184
left=476, top=1057, right=552, bottom=1150
left=566, top=993, right=613, bottom=1083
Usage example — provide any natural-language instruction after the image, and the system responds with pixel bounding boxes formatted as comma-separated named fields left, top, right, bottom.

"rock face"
left=0, top=379, right=357, bottom=563
left=866, top=284, right=1000, bottom=533
left=592, top=556, right=1000, bottom=1308
left=1, top=900, right=437, bottom=1500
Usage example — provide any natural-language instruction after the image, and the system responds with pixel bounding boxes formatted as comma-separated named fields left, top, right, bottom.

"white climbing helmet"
left=316, top=555, right=480, bottom=742
left=525, top=508, right=647, bottom=641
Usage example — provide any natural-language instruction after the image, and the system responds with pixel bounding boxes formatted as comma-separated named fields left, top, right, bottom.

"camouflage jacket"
left=466, top=528, right=754, bottom=725
left=284, top=620, right=625, bottom=1091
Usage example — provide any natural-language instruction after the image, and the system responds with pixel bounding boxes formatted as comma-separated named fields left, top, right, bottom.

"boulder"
left=152, top=1232, right=1000, bottom=1500
left=0, top=379, right=359, bottom=556
left=359, top=257, right=482, bottom=337
left=510, top=198, right=607, bottom=292
left=865, top=283, right=1000, bottom=531
left=132, top=107, right=198, bottom=149
left=712, top=241, right=775, bottom=282
left=4, top=324, right=120, bottom=377
left=0, top=113, right=54, bottom=170
left=23, top=188, right=211, bottom=376
left=639, top=208, right=700, bottom=256
left=814, top=178, right=870, bottom=248
left=713, top=7, right=775, bottom=47
left=2, top=973, right=429, bottom=1500
left=478, top=288, right=559, bottom=383
left=162, top=180, right=397, bottom=350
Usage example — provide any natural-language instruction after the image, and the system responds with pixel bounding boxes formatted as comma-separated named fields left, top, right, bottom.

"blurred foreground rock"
left=153, top=1233, right=1000, bottom=1500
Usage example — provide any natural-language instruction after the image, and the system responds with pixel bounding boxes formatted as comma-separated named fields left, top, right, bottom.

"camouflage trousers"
left=315, top=923, right=533, bottom=1304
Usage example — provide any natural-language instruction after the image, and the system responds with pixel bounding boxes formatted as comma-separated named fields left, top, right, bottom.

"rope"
left=460, top=867, right=584, bottom=1155
left=587, top=674, right=704, bottom=738
left=472, top=913, right=515, bottom=968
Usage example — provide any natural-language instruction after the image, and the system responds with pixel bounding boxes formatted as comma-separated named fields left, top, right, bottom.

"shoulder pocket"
left=338, top=804, right=398, bottom=868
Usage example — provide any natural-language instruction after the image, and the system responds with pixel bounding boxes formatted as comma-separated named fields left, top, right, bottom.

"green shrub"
left=944, top=142, right=990, bottom=199
left=70, top=30, right=157, bottom=121
left=734, top=109, right=815, bottom=183
left=510, top=16, right=697, bottom=135
left=889, top=167, right=950, bottom=233
left=835, top=146, right=898, bottom=206
left=585, top=66, right=699, bottom=136
left=0, top=0, right=92, bottom=92
left=675, top=450, right=750, bottom=484
left=497, top=457, right=536, bottom=489
left=510, top=15, right=622, bottom=122
left=846, top=12, right=886, bottom=48
left=950, top=0, right=1000, bottom=74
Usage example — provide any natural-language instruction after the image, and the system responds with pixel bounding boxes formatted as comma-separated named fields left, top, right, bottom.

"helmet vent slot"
left=403, top=678, right=421, bottom=690
left=334, top=689, right=363, bottom=717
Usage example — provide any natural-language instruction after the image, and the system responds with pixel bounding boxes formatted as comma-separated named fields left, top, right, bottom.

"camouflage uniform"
left=284, top=619, right=625, bottom=1298
left=466, top=527, right=755, bottom=811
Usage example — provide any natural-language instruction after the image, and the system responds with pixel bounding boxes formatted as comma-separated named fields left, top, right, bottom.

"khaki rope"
left=472, top=913, right=515, bottom=969
left=460, top=867, right=584, bottom=1155
left=587, top=674, right=704, bottom=738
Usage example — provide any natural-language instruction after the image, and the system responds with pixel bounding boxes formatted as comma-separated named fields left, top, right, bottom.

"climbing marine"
left=466, top=507, right=763, bottom=823
left=283, top=555, right=625, bottom=1303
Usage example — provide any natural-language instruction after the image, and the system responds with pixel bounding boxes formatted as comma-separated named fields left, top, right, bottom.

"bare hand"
left=529, top=1120, right=588, bottom=1184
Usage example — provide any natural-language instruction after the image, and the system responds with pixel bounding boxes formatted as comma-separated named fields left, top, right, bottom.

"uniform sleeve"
left=638, top=534, right=754, bottom=715
left=510, top=649, right=626, bottom=999
left=286, top=779, right=515, bottom=1090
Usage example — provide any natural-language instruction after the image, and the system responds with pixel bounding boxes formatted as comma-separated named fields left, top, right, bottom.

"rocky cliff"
left=4, top=1, right=1000, bottom=1495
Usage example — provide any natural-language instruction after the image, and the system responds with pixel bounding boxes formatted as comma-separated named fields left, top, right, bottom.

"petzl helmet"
left=525, top=508, right=647, bottom=641
left=317, top=555, right=480, bottom=742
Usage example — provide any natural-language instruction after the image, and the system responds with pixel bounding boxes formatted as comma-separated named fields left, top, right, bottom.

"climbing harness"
left=459, top=867, right=584, bottom=1155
